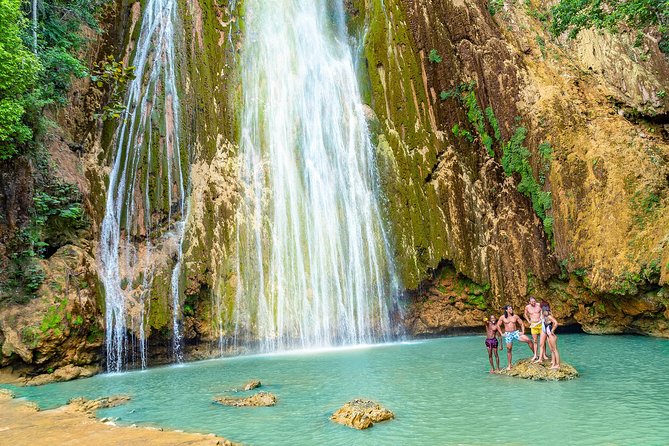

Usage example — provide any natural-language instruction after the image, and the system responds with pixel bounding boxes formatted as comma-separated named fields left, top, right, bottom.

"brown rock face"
left=330, top=399, right=395, bottom=430
left=214, top=392, right=277, bottom=407
left=497, top=359, right=578, bottom=381
left=24, top=365, right=99, bottom=387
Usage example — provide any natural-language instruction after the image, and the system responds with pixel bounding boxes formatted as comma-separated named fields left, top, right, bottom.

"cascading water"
left=234, top=0, right=400, bottom=351
left=99, top=0, right=186, bottom=372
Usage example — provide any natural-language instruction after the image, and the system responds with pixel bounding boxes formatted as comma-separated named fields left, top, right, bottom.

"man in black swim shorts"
left=484, top=314, right=503, bottom=372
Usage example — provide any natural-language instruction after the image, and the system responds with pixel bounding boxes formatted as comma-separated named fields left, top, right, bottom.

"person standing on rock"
left=524, top=297, right=542, bottom=361
left=498, top=305, right=534, bottom=370
left=483, top=315, right=504, bottom=373
left=541, top=307, right=561, bottom=369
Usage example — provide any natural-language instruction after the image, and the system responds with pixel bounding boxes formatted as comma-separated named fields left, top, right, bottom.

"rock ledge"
left=214, top=392, right=277, bottom=407
left=330, top=399, right=394, bottom=430
left=497, top=359, right=579, bottom=381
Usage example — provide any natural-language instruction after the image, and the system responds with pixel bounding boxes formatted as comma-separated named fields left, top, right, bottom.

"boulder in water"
left=243, top=380, right=261, bottom=391
left=67, top=395, right=132, bottom=416
left=214, top=392, right=277, bottom=407
left=330, top=399, right=394, bottom=430
left=497, top=359, right=578, bottom=380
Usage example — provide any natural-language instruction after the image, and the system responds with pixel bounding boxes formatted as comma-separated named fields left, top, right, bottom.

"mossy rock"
left=497, top=359, right=579, bottom=381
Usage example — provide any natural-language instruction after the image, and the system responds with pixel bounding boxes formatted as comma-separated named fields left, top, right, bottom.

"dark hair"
left=503, top=305, right=512, bottom=317
left=541, top=300, right=550, bottom=311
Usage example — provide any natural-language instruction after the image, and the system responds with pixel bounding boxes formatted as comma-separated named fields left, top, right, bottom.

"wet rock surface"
left=330, top=399, right=395, bottom=429
left=497, top=359, right=579, bottom=381
left=242, top=379, right=261, bottom=391
left=214, top=391, right=277, bottom=407
left=67, top=395, right=132, bottom=415
left=24, top=365, right=99, bottom=386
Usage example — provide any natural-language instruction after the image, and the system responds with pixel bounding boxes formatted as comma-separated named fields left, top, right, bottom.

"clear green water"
left=6, top=334, right=669, bottom=445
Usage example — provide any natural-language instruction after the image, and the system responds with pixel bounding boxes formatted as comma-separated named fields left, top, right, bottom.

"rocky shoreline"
left=0, top=390, right=238, bottom=445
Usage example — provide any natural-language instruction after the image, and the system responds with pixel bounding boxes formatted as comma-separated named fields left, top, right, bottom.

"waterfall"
left=234, top=0, right=400, bottom=351
left=99, top=0, right=186, bottom=372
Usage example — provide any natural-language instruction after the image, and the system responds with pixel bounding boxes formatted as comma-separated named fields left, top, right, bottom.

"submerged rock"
left=67, top=395, right=132, bottom=415
left=214, top=392, right=277, bottom=407
left=243, top=380, right=261, bottom=391
left=330, top=399, right=394, bottom=430
left=24, top=365, right=99, bottom=386
left=497, top=359, right=579, bottom=381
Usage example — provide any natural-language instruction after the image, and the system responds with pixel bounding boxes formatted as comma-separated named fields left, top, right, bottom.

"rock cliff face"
left=1, top=0, right=668, bottom=377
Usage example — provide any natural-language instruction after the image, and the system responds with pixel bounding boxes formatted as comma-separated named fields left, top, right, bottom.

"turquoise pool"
left=6, top=334, right=669, bottom=445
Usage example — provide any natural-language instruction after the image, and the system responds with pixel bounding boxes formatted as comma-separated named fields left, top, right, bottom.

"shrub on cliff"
left=550, top=0, right=669, bottom=53
left=0, top=0, right=40, bottom=159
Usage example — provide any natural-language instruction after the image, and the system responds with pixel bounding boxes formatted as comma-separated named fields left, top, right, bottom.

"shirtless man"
left=484, top=315, right=503, bottom=373
left=524, top=297, right=542, bottom=360
left=498, top=305, right=534, bottom=370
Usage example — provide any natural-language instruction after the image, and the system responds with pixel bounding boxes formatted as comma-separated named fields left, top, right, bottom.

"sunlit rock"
left=330, top=399, right=394, bottom=430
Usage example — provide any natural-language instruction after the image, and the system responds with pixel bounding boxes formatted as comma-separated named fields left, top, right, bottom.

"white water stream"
left=234, top=0, right=400, bottom=350
left=99, top=0, right=186, bottom=372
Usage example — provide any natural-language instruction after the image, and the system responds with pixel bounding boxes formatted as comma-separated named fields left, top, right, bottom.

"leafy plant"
left=488, top=0, right=504, bottom=16
left=550, top=0, right=669, bottom=54
left=428, top=49, right=443, bottom=63
left=91, top=55, right=136, bottom=120
left=0, top=0, right=40, bottom=158
left=444, top=82, right=555, bottom=242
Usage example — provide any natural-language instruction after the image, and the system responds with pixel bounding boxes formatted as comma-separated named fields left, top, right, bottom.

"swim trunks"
left=504, top=330, right=521, bottom=345
left=485, top=337, right=498, bottom=349
left=530, top=322, right=542, bottom=335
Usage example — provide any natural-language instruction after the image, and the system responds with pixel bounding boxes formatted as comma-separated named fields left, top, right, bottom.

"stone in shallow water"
left=67, top=395, right=132, bottom=416
left=243, top=380, right=261, bottom=391
left=214, top=392, right=277, bottom=407
left=497, top=359, right=579, bottom=381
left=330, top=399, right=394, bottom=430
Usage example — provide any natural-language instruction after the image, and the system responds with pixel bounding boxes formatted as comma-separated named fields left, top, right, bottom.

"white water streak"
left=99, top=0, right=186, bottom=372
left=234, top=0, right=400, bottom=351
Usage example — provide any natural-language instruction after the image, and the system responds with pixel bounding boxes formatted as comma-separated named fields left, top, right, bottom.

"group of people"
left=483, top=297, right=561, bottom=372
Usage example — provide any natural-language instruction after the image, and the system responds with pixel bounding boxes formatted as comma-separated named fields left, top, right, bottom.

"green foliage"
left=443, top=82, right=555, bottom=242
left=71, top=314, right=84, bottom=326
left=33, top=0, right=110, bottom=105
left=466, top=293, right=488, bottom=310
left=33, top=183, right=85, bottom=227
left=428, top=49, right=442, bottom=63
left=21, top=327, right=40, bottom=348
left=630, top=187, right=661, bottom=228
left=86, top=324, right=103, bottom=343
left=443, top=82, right=495, bottom=157
left=91, top=55, right=136, bottom=120
left=610, top=260, right=660, bottom=295
left=488, top=0, right=504, bottom=16
left=501, top=128, right=554, bottom=240
left=550, top=0, right=669, bottom=53
left=658, top=90, right=667, bottom=99
left=0, top=0, right=40, bottom=158
left=1, top=0, right=111, bottom=158
left=40, top=300, right=67, bottom=335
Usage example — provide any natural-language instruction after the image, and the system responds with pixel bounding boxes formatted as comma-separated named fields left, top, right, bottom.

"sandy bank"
left=0, top=391, right=237, bottom=445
